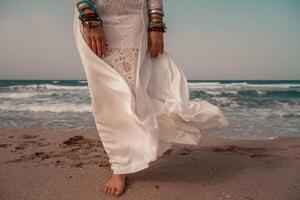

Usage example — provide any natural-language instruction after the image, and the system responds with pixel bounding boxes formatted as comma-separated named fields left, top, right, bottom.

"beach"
left=1, top=127, right=299, bottom=200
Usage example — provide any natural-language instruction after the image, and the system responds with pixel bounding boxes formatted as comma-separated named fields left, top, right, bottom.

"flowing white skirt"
left=73, top=1, right=229, bottom=174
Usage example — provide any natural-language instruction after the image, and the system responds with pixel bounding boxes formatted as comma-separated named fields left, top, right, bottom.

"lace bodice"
left=103, top=47, right=139, bottom=92
left=92, top=0, right=147, bottom=93
left=95, top=0, right=143, bottom=16
left=94, top=0, right=146, bottom=48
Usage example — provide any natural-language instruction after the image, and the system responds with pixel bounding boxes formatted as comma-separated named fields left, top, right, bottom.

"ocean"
left=0, top=80, right=299, bottom=140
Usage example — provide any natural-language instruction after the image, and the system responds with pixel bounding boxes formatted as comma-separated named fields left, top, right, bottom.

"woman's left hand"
left=148, top=31, right=164, bottom=57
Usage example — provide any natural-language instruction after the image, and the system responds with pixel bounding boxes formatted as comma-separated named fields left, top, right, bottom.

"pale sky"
left=0, top=0, right=299, bottom=80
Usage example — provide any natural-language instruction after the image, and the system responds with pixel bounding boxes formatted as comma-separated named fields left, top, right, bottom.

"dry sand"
left=0, top=128, right=299, bottom=200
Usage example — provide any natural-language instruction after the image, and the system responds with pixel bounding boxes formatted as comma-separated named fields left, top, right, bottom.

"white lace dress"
left=73, top=0, right=229, bottom=174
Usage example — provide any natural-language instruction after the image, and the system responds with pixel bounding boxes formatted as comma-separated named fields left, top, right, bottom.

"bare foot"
left=101, top=173, right=127, bottom=196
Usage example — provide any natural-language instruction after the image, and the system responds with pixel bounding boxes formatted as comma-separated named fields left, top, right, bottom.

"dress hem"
left=111, top=162, right=150, bottom=174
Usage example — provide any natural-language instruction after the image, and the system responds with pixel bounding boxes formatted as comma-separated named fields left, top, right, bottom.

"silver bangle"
left=148, top=9, right=164, bottom=16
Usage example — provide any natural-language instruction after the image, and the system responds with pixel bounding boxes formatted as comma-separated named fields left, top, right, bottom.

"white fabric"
left=73, top=0, right=229, bottom=174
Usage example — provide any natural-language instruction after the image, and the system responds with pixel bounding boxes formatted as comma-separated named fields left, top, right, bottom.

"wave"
left=0, top=92, right=37, bottom=99
left=269, top=113, right=300, bottom=118
left=191, top=89, right=300, bottom=99
left=235, top=90, right=300, bottom=99
left=4, top=84, right=88, bottom=91
left=188, top=82, right=300, bottom=90
left=0, top=104, right=91, bottom=113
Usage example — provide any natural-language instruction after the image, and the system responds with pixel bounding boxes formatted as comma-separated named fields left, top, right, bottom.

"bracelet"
left=82, top=20, right=102, bottom=28
left=147, top=27, right=166, bottom=33
left=149, top=18, right=162, bottom=23
left=147, top=1, right=166, bottom=32
left=77, top=0, right=102, bottom=29
left=148, top=21, right=167, bottom=30
left=80, top=13, right=101, bottom=21
left=77, top=0, right=98, bottom=18
left=148, top=9, right=164, bottom=17
left=148, top=25, right=167, bottom=31
left=149, top=15, right=163, bottom=20
left=80, top=13, right=102, bottom=28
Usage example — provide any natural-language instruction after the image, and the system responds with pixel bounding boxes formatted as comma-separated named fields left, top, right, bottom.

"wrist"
left=83, top=8, right=95, bottom=14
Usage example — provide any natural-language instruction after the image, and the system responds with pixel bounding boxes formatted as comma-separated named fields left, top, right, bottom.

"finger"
left=157, top=41, right=162, bottom=56
left=95, top=38, right=102, bottom=57
left=83, top=26, right=89, bottom=35
left=148, top=33, right=152, bottom=50
left=150, top=40, right=156, bottom=57
left=83, top=28, right=92, bottom=47
left=101, top=41, right=106, bottom=57
left=150, top=46, right=155, bottom=57
left=91, top=37, right=97, bottom=55
left=85, top=35, right=92, bottom=49
left=160, top=40, right=164, bottom=55
left=104, top=43, right=108, bottom=54
left=153, top=42, right=159, bottom=57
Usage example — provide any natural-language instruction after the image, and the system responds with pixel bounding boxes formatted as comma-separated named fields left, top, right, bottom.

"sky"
left=0, top=0, right=299, bottom=80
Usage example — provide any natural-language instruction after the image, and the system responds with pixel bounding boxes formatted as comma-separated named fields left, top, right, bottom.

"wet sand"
left=0, top=127, right=299, bottom=200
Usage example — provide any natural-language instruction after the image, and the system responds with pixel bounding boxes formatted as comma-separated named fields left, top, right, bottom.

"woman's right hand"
left=82, top=9, right=107, bottom=58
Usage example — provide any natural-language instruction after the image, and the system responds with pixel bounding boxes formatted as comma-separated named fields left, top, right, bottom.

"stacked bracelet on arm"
left=76, top=0, right=102, bottom=28
left=147, top=0, right=167, bottom=32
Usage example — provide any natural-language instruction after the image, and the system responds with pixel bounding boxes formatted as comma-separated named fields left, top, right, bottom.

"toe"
left=104, top=186, right=110, bottom=194
left=108, top=187, right=113, bottom=195
left=101, top=185, right=106, bottom=192
left=110, top=187, right=117, bottom=196
left=101, top=184, right=106, bottom=190
left=115, top=188, right=123, bottom=196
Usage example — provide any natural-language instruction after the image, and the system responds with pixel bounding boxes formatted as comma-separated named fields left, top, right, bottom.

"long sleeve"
left=147, top=0, right=163, bottom=10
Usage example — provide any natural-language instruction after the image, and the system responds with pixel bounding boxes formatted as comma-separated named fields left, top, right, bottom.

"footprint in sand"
left=211, top=145, right=267, bottom=154
left=0, top=144, right=11, bottom=148
left=6, top=135, right=109, bottom=169
left=173, top=147, right=192, bottom=155
left=21, top=134, right=39, bottom=140
left=249, top=153, right=274, bottom=158
left=71, top=162, right=84, bottom=168
left=30, top=152, right=51, bottom=160
left=5, top=151, right=51, bottom=163
left=56, top=135, right=109, bottom=168
left=13, top=140, right=50, bottom=151
left=290, top=145, right=300, bottom=149
left=14, top=146, right=26, bottom=150
left=161, top=145, right=192, bottom=156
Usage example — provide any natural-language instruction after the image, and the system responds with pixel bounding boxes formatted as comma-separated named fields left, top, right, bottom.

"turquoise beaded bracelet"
left=77, top=0, right=98, bottom=18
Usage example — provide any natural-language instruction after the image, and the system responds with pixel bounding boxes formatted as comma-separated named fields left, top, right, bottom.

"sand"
left=0, top=127, right=299, bottom=200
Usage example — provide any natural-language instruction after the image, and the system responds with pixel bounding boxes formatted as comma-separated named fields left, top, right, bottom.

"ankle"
left=112, top=173, right=127, bottom=178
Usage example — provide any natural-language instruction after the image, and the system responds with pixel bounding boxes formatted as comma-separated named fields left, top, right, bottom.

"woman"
left=73, top=0, right=229, bottom=197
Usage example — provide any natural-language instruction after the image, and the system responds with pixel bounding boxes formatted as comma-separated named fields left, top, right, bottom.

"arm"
left=76, top=0, right=107, bottom=57
left=147, top=0, right=166, bottom=57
